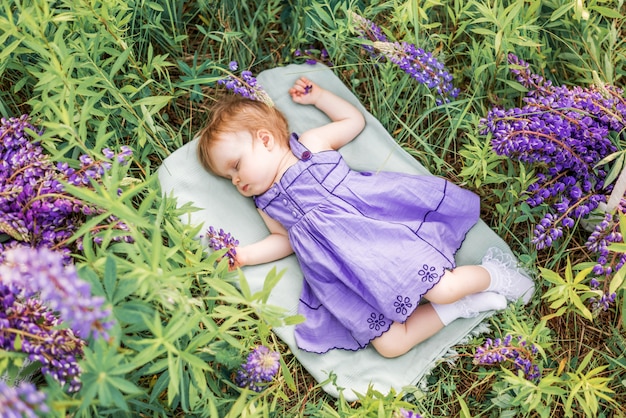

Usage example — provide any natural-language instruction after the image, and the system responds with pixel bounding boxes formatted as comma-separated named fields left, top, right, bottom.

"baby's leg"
left=371, top=303, right=443, bottom=358
left=425, top=249, right=535, bottom=305
left=371, top=292, right=506, bottom=358
left=424, top=265, right=491, bottom=304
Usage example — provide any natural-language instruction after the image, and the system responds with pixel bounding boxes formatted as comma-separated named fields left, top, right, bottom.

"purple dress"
left=254, top=134, right=480, bottom=353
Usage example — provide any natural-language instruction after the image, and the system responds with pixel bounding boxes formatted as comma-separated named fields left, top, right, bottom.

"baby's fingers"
left=293, top=77, right=315, bottom=94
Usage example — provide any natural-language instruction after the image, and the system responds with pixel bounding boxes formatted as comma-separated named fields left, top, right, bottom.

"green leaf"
left=470, top=27, right=497, bottom=37
left=109, top=47, right=131, bottom=79
left=457, top=394, right=473, bottom=418
left=167, top=354, right=181, bottom=403
left=550, top=2, right=575, bottom=21
left=589, top=5, right=623, bottom=19
left=279, top=354, right=296, bottom=392
left=103, top=255, right=117, bottom=301
left=237, top=268, right=252, bottom=299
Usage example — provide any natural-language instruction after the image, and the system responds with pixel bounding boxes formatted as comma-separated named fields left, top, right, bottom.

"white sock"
left=431, top=292, right=507, bottom=326
left=482, top=247, right=535, bottom=304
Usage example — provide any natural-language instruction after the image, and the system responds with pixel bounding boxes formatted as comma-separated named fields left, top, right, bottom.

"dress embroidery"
left=394, top=295, right=412, bottom=315
left=367, top=313, right=386, bottom=331
left=418, top=264, right=439, bottom=283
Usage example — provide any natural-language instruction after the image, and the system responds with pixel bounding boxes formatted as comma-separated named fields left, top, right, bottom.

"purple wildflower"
left=585, top=209, right=626, bottom=276
left=348, top=11, right=458, bottom=104
left=589, top=292, right=617, bottom=314
left=0, top=381, right=49, bottom=417
left=348, top=10, right=388, bottom=57
left=372, top=41, right=459, bottom=104
left=481, top=54, right=626, bottom=273
left=293, top=46, right=334, bottom=67
left=0, top=284, right=85, bottom=391
left=218, top=63, right=273, bottom=106
left=204, top=226, right=239, bottom=267
left=0, top=246, right=114, bottom=340
left=396, top=408, right=423, bottom=418
left=474, top=334, right=541, bottom=380
left=0, top=115, right=134, bottom=253
left=235, top=345, right=280, bottom=392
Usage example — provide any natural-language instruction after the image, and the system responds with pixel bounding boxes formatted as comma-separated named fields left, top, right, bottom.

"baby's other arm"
left=234, top=209, right=294, bottom=267
left=289, top=77, right=365, bottom=152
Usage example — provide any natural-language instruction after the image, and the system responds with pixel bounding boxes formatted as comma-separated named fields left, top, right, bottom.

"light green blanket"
left=158, top=63, right=512, bottom=401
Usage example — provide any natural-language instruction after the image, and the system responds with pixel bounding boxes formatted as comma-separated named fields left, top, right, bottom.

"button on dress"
left=254, top=134, right=480, bottom=353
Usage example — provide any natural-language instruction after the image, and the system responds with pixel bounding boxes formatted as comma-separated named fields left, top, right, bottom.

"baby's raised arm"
left=289, top=77, right=365, bottom=152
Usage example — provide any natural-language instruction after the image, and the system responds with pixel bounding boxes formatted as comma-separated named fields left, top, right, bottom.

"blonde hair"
left=197, top=96, right=289, bottom=173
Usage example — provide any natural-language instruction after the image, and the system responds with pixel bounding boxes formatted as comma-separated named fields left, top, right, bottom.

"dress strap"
left=289, top=133, right=312, bottom=161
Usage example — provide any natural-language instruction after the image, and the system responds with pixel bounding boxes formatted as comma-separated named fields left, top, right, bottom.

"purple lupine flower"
left=0, top=284, right=85, bottom=391
left=585, top=209, right=626, bottom=276
left=0, top=381, right=49, bottom=417
left=348, top=11, right=458, bottom=104
left=0, top=115, right=134, bottom=253
left=348, top=10, right=388, bottom=57
left=474, top=334, right=541, bottom=380
left=0, top=246, right=114, bottom=340
left=481, top=54, right=626, bottom=274
left=293, top=46, right=334, bottom=67
left=589, top=292, right=617, bottom=314
left=217, top=63, right=273, bottom=106
left=235, top=345, right=280, bottom=392
left=204, top=226, right=239, bottom=267
left=116, top=145, right=133, bottom=164
left=396, top=408, right=423, bottom=418
left=372, top=41, right=459, bottom=104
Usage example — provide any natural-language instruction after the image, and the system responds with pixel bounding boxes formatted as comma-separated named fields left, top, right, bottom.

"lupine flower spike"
left=395, top=408, right=423, bottom=418
left=482, top=54, right=626, bottom=275
left=218, top=61, right=274, bottom=106
left=349, top=11, right=459, bottom=104
left=205, top=226, right=239, bottom=267
left=0, top=246, right=114, bottom=341
left=474, top=334, right=541, bottom=380
left=0, top=285, right=85, bottom=391
left=589, top=277, right=617, bottom=315
left=0, top=115, right=134, bottom=253
left=348, top=10, right=388, bottom=58
left=372, top=41, right=459, bottom=104
left=235, top=345, right=280, bottom=392
left=0, top=381, right=49, bottom=417
left=293, top=46, right=333, bottom=67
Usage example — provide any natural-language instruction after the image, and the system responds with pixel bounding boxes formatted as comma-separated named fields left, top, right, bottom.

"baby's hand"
left=289, top=77, right=321, bottom=105
left=228, top=246, right=245, bottom=271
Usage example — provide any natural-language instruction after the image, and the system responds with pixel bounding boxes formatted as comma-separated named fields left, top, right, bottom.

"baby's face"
left=210, top=131, right=280, bottom=197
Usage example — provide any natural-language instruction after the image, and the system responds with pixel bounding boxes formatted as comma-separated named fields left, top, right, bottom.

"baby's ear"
left=256, top=129, right=274, bottom=148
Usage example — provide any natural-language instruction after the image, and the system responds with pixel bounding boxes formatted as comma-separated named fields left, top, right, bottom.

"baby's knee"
left=372, top=342, right=403, bottom=358
left=424, top=283, right=456, bottom=304
left=371, top=332, right=407, bottom=358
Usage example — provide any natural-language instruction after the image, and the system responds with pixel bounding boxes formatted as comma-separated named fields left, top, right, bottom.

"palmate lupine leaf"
left=78, top=340, right=144, bottom=414
left=539, top=258, right=595, bottom=320
left=563, top=351, right=616, bottom=416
